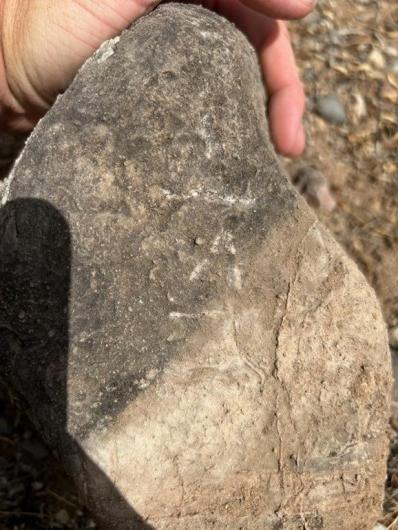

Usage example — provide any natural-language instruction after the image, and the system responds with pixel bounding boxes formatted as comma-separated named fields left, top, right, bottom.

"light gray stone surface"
left=0, top=4, right=392, bottom=529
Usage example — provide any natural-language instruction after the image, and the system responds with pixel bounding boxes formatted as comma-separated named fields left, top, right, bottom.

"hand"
left=0, top=0, right=314, bottom=156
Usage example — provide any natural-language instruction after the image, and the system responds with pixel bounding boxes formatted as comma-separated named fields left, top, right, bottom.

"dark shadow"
left=0, top=198, right=153, bottom=529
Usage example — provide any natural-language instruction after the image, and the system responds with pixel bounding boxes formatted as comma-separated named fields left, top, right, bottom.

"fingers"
left=0, top=0, right=307, bottom=153
left=65, top=0, right=160, bottom=42
left=0, top=0, right=161, bottom=130
left=259, top=20, right=306, bottom=156
left=38, top=0, right=161, bottom=96
left=240, top=0, right=316, bottom=20
left=206, top=0, right=306, bottom=156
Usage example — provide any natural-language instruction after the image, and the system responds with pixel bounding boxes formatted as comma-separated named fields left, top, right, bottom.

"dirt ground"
left=0, top=0, right=397, bottom=528
left=286, top=1, right=398, bottom=526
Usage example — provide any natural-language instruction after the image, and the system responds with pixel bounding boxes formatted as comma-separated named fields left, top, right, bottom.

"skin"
left=0, top=0, right=315, bottom=156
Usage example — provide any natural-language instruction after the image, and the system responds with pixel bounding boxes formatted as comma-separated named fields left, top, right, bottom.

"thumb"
left=1, top=0, right=159, bottom=129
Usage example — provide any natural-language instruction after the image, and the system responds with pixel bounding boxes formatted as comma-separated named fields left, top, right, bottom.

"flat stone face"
left=1, top=3, right=296, bottom=442
left=0, top=4, right=392, bottom=529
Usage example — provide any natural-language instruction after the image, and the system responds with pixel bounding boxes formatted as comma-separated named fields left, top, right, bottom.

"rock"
left=351, top=93, right=367, bottom=121
left=292, top=166, right=336, bottom=213
left=368, top=48, right=386, bottom=70
left=389, top=327, right=398, bottom=350
left=387, top=58, right=398, bottom=74
left=55, top=508, right=71, bottom=525
left=385, top=46, right=398, bottom=59
left=315, top=94, right=347, bottom=124
left=0, top=3, right=392, bottom=529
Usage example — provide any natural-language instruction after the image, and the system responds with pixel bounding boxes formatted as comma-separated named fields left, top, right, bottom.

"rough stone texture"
left=0, top=3, right=392, bottom=529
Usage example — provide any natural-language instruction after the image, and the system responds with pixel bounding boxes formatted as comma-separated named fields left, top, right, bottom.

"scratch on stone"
left=169, top=310, right=225, bottom=320
left=173, top=456, right=185, bottom=513
left=210, top=232, right=223, bottom=254
left=189, top=259, right=209, bottom=281
left=224, top=231, right=236, bottom=255
left=228, top=265, right=242, bottom=291
left=96, top=35, right=120, bottom=63
left=273, top=219, right=319, bottom=377
left=300, top=507, right=309, bottom=530
left=210, top=230, right=237, bottom=255
left=160, top=188, right=255, bottom=209
left=232, top=317, right=265, bottom=388
left=272, top=219, right=319, bottom=508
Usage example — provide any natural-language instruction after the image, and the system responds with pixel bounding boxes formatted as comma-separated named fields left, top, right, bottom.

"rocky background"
left=0, top=0, right=397, bottom=528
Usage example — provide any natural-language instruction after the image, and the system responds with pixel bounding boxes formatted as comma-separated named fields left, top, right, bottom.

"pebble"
left=368, top=48, right=386, bottom=69
left=55, top=508, right=70, bottom=525
left=388, top=58, right=398, bottom=74
left=385, top=46, right=398, bottom=58
left=194, top=237, right=205, bottom=246
left=315, top=94, right=347, bottom=125
left=351, top=93, right=367, bottom=121
left=292, top=166, right=336, bottom=213
left=389, top=326, right=398, bottom=350
left=303, top=10, right=322, bottom=29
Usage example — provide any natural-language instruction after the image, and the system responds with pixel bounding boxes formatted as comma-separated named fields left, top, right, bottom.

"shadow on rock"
left=0, top=198, right=153, bottom=530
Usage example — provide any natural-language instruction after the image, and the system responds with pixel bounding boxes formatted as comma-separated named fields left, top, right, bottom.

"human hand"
left=0, top=0, right=314, bottom=156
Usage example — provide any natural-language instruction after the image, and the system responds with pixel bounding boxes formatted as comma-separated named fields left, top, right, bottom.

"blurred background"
left=0, top=0, right=397, bottom=528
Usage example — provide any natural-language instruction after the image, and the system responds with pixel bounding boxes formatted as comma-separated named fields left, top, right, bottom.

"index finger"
left=259, top=20, right=306, bottom=155
left=240, top=0, right=316, bottom=20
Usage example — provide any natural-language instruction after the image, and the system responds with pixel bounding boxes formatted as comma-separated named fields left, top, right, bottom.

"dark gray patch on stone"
left=0, top=3, right=299, bottom=442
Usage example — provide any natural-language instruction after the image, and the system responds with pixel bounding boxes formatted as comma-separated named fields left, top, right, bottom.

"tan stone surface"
left=0, top=4, right=392, bottom=529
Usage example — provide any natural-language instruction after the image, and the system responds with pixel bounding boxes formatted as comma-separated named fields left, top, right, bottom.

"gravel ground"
left=0, top=0, right=397, bottom=528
